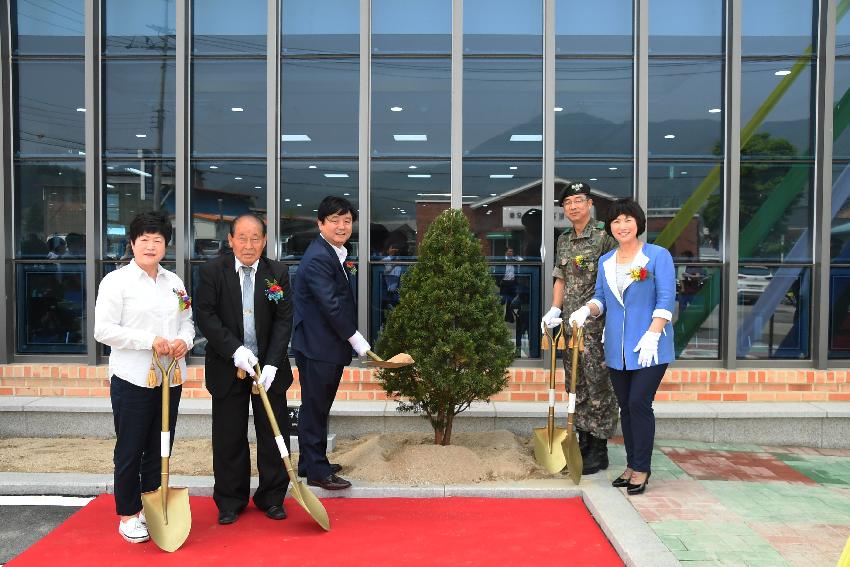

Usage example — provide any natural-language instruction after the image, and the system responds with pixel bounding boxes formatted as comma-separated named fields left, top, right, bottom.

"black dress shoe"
left=218, top=510, right=239, bottom=525
left=611, top=471, right=632, bottom=488
left=264, top=505, right=287, bottom=520
left=627, top=471, right=651, bottom=495
left=307, top=474, right=352, bottom=490
left=298, top=463, right=342, bottom=477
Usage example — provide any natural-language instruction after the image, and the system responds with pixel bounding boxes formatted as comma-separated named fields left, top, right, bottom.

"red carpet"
left=9, top=495, right=623, bottom=566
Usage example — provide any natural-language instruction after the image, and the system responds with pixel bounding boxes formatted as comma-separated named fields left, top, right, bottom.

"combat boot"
left=582, top=435, right=609, bottom=475
left=578, top=430, right=591, bottom=457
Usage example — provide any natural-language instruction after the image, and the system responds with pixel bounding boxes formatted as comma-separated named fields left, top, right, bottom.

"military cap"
left=558, top=181, right=592, bottom=205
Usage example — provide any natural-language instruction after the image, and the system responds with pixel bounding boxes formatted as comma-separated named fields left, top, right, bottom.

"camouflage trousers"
left=561, top=331, right=618, bottom=439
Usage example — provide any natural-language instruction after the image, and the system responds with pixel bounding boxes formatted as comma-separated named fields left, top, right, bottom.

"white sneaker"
left=118, top=516, right=150, bottom=543
left=138, top=510, right=147, bottom=527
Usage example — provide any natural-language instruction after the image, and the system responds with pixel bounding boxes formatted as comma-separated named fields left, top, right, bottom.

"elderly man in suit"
left=195, top=213, right=294, bottom=524
left=293, top=195, right=370, bottom=490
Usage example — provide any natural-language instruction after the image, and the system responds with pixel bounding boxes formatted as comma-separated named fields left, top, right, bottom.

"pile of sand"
left=0, top=430, right=552, bottom=485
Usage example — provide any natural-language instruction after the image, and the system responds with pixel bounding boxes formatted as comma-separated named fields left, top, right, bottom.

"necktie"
left=242, top=266, right=258, bottom=355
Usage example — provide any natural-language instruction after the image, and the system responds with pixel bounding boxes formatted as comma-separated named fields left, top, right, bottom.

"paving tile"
left=651, top=520, right=790, bottom=566
left=606, top=442, right=691, bottom=482
left=662, top=449, right=817, bottom=484
left=775, top=453, right=850, bottom=485
left=750, top=523, right=848, bottom=567
left=629, top=480, right=742, bottom=523
left=656, top=439, right=765, bottom=453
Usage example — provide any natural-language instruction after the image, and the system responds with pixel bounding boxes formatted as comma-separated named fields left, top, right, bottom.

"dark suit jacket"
left=195, top=253, right=294, bottom=399
left=291, top=235, right=357, bottom=365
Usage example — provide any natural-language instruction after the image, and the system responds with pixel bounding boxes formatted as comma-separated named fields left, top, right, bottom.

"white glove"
left=540, top=306, right=562, bottom=332
left=568, top=305, right=591, bottom=328
left=633, top=331, right=661, bottom=367
left=348, top=331, right=371, bottom=357
left=233, top=346, right=258, bottom=376
left=259, top=365, right=277, bottom=391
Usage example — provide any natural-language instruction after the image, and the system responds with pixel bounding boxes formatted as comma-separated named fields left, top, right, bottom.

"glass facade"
left=1, top=0, right=846, bottom=368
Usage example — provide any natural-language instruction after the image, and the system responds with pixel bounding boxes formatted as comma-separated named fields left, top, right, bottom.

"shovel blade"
left=532, top=427, right=568, bottom=474
left=142, top=486, right=191, bottom=552
left=290, top=479, right=331, bottom=531
left=561, top=431, right=583, bottom=485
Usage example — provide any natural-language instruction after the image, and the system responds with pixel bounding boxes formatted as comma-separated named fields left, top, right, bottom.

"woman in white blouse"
left=93, top=211, right=194, bottom=544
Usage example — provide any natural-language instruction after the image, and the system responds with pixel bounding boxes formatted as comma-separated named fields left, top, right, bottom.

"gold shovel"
left=249, top=363, right=331, bottom=531
left=365, top=350, right=415, bottom=369
left=141, top=352, right=191, bottom=552
left=533, top=324, right=568, bottom=473
left=560, top=322, right=584, bottom=485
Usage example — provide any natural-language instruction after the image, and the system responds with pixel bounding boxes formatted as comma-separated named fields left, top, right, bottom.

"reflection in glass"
left=192, top=0, right=266, bottom=55
left=737, top=265, right=811, bottom=359
left=555, top=0, right=632, bottom=55
left=102, top=161, right=176, bottom=260
left=464, top=59, right=543, bottom=157
left=281, top=0, right=359, bottom=55
left=492, top=265, right=541, bottom=358
left=280, top=161, right=359, bottom=260
left=649, top=60, right=723, bottom=158
left=741, top=59, right=814, bottom=159
left=191, top=161, right=266, bottom=259
left=193, top=60, right=265, bottom=157
left=837, top=10, right=850, bottom=57
left=647, top=163, right=723, bottom=261
left=555, top=59, right=632, bottom=158
left=16, top=263, right=86, bottom=353
left=832, top=59, right=850, bottom=159
left=372, top=59, right=450, bottom=157
left=829, top=267, right=850, bottom=358
left=831, top=163, right=850, bottom=261
left=14, top=61, right=85, bottom=157
left=674, top=265, right=721, bottom=359
left=371, top=161, right=449, bottom=259
left=15, top=162, right=86, bottom=259
left=463, top=0, right=543, bottom=55
left=370, top=263, right=412, bottom=340
left=104, top=60, right=175, bottom=157
left=12, top=0, right=84, bottom=54
left=281, top=59, right=359, bottom=157
left=649, top=0, right=723, bottom=55
left=739, top=163, right=812, bottom=262
left=462, top=160, right=542, bottom=260
left=372, top=0, right=450, bottom=54
left=742, top=0, right=816, bottom=56
left=104, top=0, right=175, bottom=54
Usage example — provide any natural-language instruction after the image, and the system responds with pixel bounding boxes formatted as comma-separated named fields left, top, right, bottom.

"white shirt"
left=320, top=234, right=348, bottom=266
left=234, top=256, right=259, bottom=295
left=94, top=260, right=195, bottom=388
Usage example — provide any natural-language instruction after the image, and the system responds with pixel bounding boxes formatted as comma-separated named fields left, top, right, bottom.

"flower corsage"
left=345, top=261, right=357, bottom=276
left=572, top=255, right=588, bottom=271
left=628, top=266, right=650, bottom=282
left=173, top=288, right=192, bottom=311
left=265, top=279, right=284, bottom=303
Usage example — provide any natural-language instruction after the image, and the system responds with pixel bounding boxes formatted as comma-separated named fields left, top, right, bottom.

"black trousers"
left=609, top=364, right=668, bottom=473
left=294, top=352, right=343, bottom=480
left=110, top=376, right=181, bottom=516
left=211, top=377, right=290, bottom=514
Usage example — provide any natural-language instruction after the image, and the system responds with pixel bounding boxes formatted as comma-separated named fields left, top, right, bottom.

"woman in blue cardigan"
left=568, top=199, right=675, bottom=495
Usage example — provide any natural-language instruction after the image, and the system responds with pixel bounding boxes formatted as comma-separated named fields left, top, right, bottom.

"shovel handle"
left=365, top=350, right=383, bottom=363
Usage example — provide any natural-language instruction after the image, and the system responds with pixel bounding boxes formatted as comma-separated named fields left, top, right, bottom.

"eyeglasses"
left=235, top=237, right=263, bottom=245
left=562, top=198, right=588, bottom=207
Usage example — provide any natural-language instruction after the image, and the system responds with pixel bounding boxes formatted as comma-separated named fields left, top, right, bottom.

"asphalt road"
left=0, top=497, right=89, bottom=565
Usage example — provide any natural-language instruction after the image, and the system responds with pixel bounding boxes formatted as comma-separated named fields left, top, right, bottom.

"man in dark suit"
left=194, top=214, right=294, bottom=524
left=293, top=196, right=370, bottom=490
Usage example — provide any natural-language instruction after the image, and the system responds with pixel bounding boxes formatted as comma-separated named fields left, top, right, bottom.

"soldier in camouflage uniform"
left=541, top=181, right=618, bottom=475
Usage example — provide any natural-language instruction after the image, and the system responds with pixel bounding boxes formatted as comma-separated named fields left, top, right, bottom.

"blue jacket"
left=291, top=235, right=358, bottom=365
left=590, top=243, right=676, bottom=371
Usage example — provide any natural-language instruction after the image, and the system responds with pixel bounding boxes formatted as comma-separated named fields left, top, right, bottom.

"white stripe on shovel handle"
left=274, top=435, right=290, bottom=458
left=548, top=388, right=556, bottom=408
left=161, top=432, right=170, bottom=457
left=568, top=392, right=576, bottom=414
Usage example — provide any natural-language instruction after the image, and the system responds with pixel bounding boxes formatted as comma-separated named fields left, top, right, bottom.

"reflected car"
left=195, top=238, right=230, bottom=258
left=737, top=266, right=772, bottom=304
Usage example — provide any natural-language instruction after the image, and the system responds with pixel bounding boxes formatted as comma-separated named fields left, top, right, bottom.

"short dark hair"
left=230, top=213, right=267, bottom=236
left=129, top=210, right=172, bottom=244
left=604, top=198, right=646, bottom=238
left=317, top=195, right=357, bottom=223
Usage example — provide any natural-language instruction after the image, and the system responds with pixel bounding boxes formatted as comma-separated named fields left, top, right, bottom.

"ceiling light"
left=708, top=108, right=721, bottom=113
left=409, top=165, right=417, bottom=169
left=390, top=106, right=403, bottom=112
left=313, top=209, right=318, bottom=212
left=589, top=178, right=598, bottom=181
left=417, top=193, right=451, bottom=197
left=282, top=134, right=311, bottom=142
left=510, top=134, right=542, bottom=142
left=296, top=203, right=302, bottom=207
left=75, top=107, right=86, bottom=112
left=490, top=174, right=514, bottom=179
left=681, top=171, right=688, bottom=175
left=135, top=134, right=147, bottom=138
left=490, top=193, right=497, bottom=196
left=106, top=184, right=115, bottom=189
left=343, top=192, right=350, bottom=196
left=509, top=166, right=518, bottom=170
left=209, top=165, right=218, bottom=169
left=324, top=173, right=350, bottom=178
left=554, top=107, right=564, bottom=112
left=284, top=198, right=291, bottom=202
left=608, top=167, right=618, bottom=171
left=775, top=69, right=791, bottom=76
left=393, top=134, right=427, bottom=141
left=78, top=150, right=85, bottom=155
left=308, top=165, right=317, bottom=169
left=231, top=107, right=244, bottom=112
left=408, top=174, right=431, bottom=178
left=234, top=177, right=242, bottom=180
left=107, top=166, right=115, bottom=170
left=664, top=134, right=676, bottom=139
left=254, top=185, right=262, bottom=189
left=125, top=167, right=152, bottom=177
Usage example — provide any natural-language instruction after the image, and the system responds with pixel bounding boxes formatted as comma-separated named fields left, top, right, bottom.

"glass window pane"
left=556, top=0, right=632, bottom=55
left=739, top=162, right=812, bottom=262
left=191, top=161, right=267, bottom=259
left=370, top=160, right=450, bottom=260
left=281, top=59, right=359, bottom=157
left=14, top=61, right=85, bottom=157
left=464, top=59, right=542, bottom=157
left=104, top=60, right=175, bottom=157
left=832, top=59, right=850, bottom=159
left=103, top=160, right=176, bottom=260
left=192, top=0, right=266, bottom=55
left=831, top=162, right=850, bottom=261
left=648, top=163, right=723, bottom=262
left=372, top=0, right=451, bottom=54
left=282, top=0, right=359, bottom=55
left=737, top=265, right=811, bottom=360
left=279, top=161, right=359, bottom=260
left=741, top=59, right=814, bottom=159
left=742, top=0, right=816, bottom=56
left=12, top=0, right=85, bottom=54
left=193, top=60, right=265, bottom=157
left=464, top=0, right=542, bottom=55
left=556, top=59, right=632, bottom=158
left=498, top=265, right=541, bottom=358
left=674, top=265, right=721, bottom=359
left=16, top=263, right=86, bottom=354
left=104, top=0, right=176, bottom=55
left=837, top=10, right=850, bottom=56
left=15, top=162, right=86, bottom=259
left=649, top=60, right=723, bottom=158
left=372, top=59, right=450, bottom=157
left=649, top=0, right=723, bottom=55
left=829, top=267, right=850, bottom=358
left=370, top=264, right=413, bottom=340
left=555, top=162, right=633, bottom=213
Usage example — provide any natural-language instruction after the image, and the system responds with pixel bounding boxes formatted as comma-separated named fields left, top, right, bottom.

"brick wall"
left=1, top=365, right=850, bottom=402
